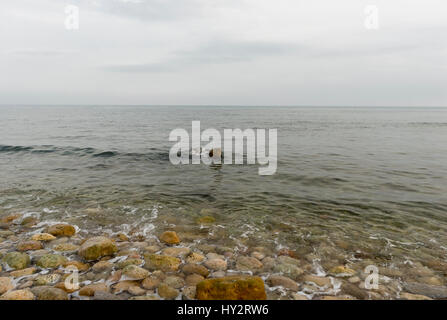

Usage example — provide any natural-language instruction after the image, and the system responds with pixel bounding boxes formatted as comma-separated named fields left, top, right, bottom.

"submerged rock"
left=36, top=254, right=67, bottom=269
left=266, top=275, right=299, bottom=291
left=0, top=277, right=14, bottom=295
left=159, top=231, right=180, bottom=245
left=78, top=236, right=117, bottom=260
left=3, top=252, right=30, bottom=270
left=31, top=233, right=56, bottom=241
left=236, top=256, right=263, bottom=272
left=46, top=224, right=76, bottom=237
left=204, top=258, right=227, bottom=271
left=31, top=286, right=68, bottom=300
left=122, top=265, right=149, bottom=280
left=10, top=267, right=37, bottom=277
left=0, top=289, right=35, bottom=300
left=182, top=263, right=209, bottom=277
left=17, top=240, right=43, bottom=252
left=196, top=276, right=266, bottom=300
left=403, top=282, right=447, bottom=299
left=79, top=283, right=109, bottom=296
left=329, top=265, right=356, bottom=277
left=144, top=254, right=181, bottom=272
left=158, top=283, right=179, bottom=300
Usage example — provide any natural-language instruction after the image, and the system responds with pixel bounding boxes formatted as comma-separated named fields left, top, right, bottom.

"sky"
left=0, top=0, right=446, bottom=106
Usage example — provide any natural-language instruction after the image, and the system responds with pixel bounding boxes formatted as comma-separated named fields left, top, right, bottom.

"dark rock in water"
left=93, top=291, right=123, bottom=300
left=46, top=224, right=76, bottom=237
left=403, top=282, right=447, bottom=299
left=341, top=283, right=369, bottom=300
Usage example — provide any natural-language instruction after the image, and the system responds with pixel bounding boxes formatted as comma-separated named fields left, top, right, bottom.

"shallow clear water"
left=1, top=106, right=447, bottom=284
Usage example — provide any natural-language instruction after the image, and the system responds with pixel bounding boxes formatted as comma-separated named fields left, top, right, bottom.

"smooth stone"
left=158, top=283, right=179, bottom=300
left=185, top=252, right=205, bottom=263
left=273, top=263, right=303, bottom=279
left=144, top=245, right=161, bottom=253
left=163, top=276, right=185, bottom=289
left=342, top=283, right=369, bottom=300
left=112, top=280, right=139, bottom=294
left=196, top=276, right=266, bottom=300
left=34, top=274, right=61, bottom=286
left=204, top=258, right=227, bottom=271
left=251, top=251, right=265, bottom=260
left=159, top=231, right=180, bottom=245
left=185, top=274, right=205, bottom=286
left=128, top=286, right=146, bottom=296
left=53, top=243, right=79, bottom=252
left=266, top=275, right=299, bottom=291
left=122, top=265, right=149, bottom=280
left=144, top=254, right=181, bottom=272
left=3, top=252, right=30, bottom=270
left=329, top=266, right=356, bottom=277
left=63, top=261, right=90, bottom=272
left=0, top=277, right=14, bottom=295
left=92, top=260, right=113, bottom=272
left=117, top=258, right=144, bottom=269
left=182, top=263, right=210, bottom=277
left=36, top=254, right=67, bottom=268
left=93, top=291, right=123, bottom=300
left=182, top=286, right=196, bottom=300
left=236, top=256, right=263, bottom=271
left=292, top=293, right=308, bottom=300
left=79, top=283, right=109, bottom=296
left=400, top=292, right=432, bottom=300
left=403, top=282, right=447, bottom=299
left=0, top=289, right=35, bottom=300
left=162, top=247, right=191, bottom=258
left=45, top=224, right=76, bottom=237
left=10, top=267, right=37, bottom=277
left=31, top=286, right=68, bottom=300
left=302, top=275, right=332, bottom=287
left=17, top=240, right=43, bottom=251
left=142, top=276, right=161, bottom=290
left=31, top=233, right=56, bottom=241
left=78, top=236, right=117, bottom=261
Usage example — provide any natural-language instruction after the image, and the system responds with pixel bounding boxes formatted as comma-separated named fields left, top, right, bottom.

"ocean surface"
left=1, top=106, right=447, bottom=280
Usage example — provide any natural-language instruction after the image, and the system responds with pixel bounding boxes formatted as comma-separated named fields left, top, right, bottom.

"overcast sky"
left=0, top=0, right=446, bottom=106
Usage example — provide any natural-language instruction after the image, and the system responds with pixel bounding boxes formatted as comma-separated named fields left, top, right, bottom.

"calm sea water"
left=1, top=106, right=447, bottom=277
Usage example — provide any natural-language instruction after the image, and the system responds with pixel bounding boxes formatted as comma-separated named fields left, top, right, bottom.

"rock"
left=123, top=265, right=149, bottom=280
left=53, top=243, right=79, bottom=252
left=277, top=255, right=300, bottom=266
left=329, top=266, right=356, bottom=277
left=78, top=236, right=117, bottom=260
left=34, top=274, right=61, bottom=286
left=117, top=258, right=144, bottom=269
left=31, top=286, right=68, bottom=300
left=0, top=230, right=14, bottom=237
left=0, top=277, right=14, bottom=295
left=158, top=283, right=179, bottom=300
left=182, top=263, right=210, bottom=277
left=196, top=216, right=216, bottom=225
left=46, top=224, right=76, bottom=237
left=0, top=289, right=35, bottom=300
left=63, top=261, right=90, bottom=272
left=182, top=286, right=196, bottom=300
left=320, top=295, right=356, bottom=300
left=196, top=276, right=266, bottom=300
left=79, top=283, right=109, bottom=296
left=400, top=292, right=432, bottom=300
left=10, top=267, right=37, bottom=277
left=54, top=282, right=78, bottom=294
left=93, top=291, right=123, bottom=300
left=419, top=276, right=443, bottom=286
left=142, top=276, right=161, bottom=290
left=144, top=245, right=161, bottom=253
left=92, top=260, right=113, bottom=272
left=116, top=233, right=129, bottom=242
left=36, top=254, right=67, bottom=268
left=162, top=247, right=191, bottom=258
left=21, top=216, right=38, bottom=227
left=342, top=283, right=369, bottom=300
left=204, top=258, right=227, bottom=271
left=3, top=252, right=30, bottom=270
left=303, top=275, right=332, bottom=287
left=17, top=240, right=43, bottom=251
left=251, top=251, right=265, bottom=260
left=31, top=233, right=56, bottom=241
left=159, top=231, right=180, bottom=245
left=112, top=280, right=139, bottom=294
left=163, top=276, right=185, bottom=289
left=186, top=252, right=205, bottom=263
left=18, top=281, right=33, bottom=290
left=128, top=286, right=146, bottom=296
left=210, top=271, right=226, bottom=278
left=144, top=254, right=181, bottom=272
left=1, top=214, right=21, bottom=223
left=403, top=282, right=447, bottom=299
left=273, top=263, right=303, bottom=279
left=186, top=274, right=205, bottom=286
left=130, top=295, right=160, bottom=300
left=348, top=276, right=361, bottom=284
left=236, top=256, right=263, bottom=272
left=266, top=275, right=299, bottom=291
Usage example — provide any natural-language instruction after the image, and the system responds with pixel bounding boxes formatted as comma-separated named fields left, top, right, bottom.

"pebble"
left=158, top=283, right=179, bottom=300
left=204, top=258, right=227, bottom=271
left=122, top=265, right=149, bottom=280
left=159, top=231, right=180, bottom=245
left=0, top=289, right=35, bottom=300
left=266, top=275, right=299, bottom=291
left=0, top=277, right=14, bottom=295
left=142, top=276, right=161, bottom=290
left=31, top=233, right=56, bottom=241
left=182, top=263, right=210, bottom=277
left=236, top=256, right=263, bottom=272
left=79, top=283, right=109, bottom=296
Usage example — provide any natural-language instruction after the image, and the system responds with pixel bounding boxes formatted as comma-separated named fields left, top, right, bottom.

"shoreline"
left=0, top=213, right=445, bottom=300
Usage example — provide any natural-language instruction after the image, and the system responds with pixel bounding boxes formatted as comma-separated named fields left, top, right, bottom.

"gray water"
left=1, top=106, right=447, bottom=282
